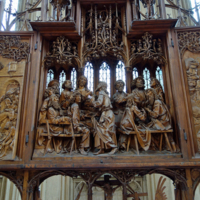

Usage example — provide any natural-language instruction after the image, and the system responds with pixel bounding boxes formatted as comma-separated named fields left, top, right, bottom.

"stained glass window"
left=156, top=66, right=164, bottom=90
left=84, top=62, right=94, bottom=91
left=133, top=67, right=139, bottom=79
left=116, top=61, right=126, bottom=92
left=1, top=0, right=19, bottom=31
left=71, top=68, right=77, bottom=91
left=99, top=62, right=111, bottom=96
left=143, top=68, right=150, bottom=89
left=46, top=69, right=54, bottom=88
left=59, top=70, right=66, bottom=93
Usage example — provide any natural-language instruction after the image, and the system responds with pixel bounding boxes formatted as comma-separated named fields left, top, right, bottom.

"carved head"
left=95, top=81, right=107, bottom=93
left=150, top=77, right=162, bottom=89
left=73, top=92, right=82, bottom=103
left=48, top=79, right=60, bottom=95
left=62, top=80, right=73, bottom=90
left=135, top=76, right=145, bottom=89
left=114, top=80, right=125, bottom=92
left=77, top=76, right=88, bottom=89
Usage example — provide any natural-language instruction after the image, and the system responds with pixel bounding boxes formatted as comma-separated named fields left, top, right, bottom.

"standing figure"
left=112, top=80, right=127, bottom=125
left=92, top=82, right=117, bottom=155
left=75, top=76, right=94, bottom=110
left=71, top=92, right=90, bottom=155
left=150, top=77, right=164, bottom=102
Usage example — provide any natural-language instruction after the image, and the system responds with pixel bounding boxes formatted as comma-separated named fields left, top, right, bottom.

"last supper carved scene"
left=1, top=0, right=200, bottom=200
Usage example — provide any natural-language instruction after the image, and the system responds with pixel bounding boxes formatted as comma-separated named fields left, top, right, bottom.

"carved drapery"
left=0, top=36, right=30, bottom=62
left=129, top=32, right=166, bottom=65
left=45, top=36, right=80, bottom=67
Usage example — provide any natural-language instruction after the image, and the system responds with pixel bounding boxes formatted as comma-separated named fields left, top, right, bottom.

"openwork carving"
left=45, top=36, right=80, bottom=67
left=129, top=32, right=166, bottom=65
left=0, top=36, right=30, bottom=62
left=0, top=171, right=23, bottom=196
left=0, top=81, right=20, bottom=159
left=82, top=4, right=127, bottom=64
left=178, top=31, right=200, bottom=57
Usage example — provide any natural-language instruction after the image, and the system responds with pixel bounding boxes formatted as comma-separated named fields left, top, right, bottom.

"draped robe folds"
left=59, top=90, right=73, bottom=110
left=120, top=105, right=151, bottom=151
left=47, top=107, right=72, bottom=153
left=111, top=91, right=127, bottom=125
left=92, top=91, right=117, bottom=149
left=71, top=103, right=90, bottom=149
left=148, top=99, right=172, bottom=130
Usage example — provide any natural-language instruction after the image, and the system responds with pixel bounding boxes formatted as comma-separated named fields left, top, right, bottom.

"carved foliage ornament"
left=178, top=31, right=200, bottom=57
left=0, top=36, right=30, bottom=62
left=129, top=32, right=166, bottom=65
left=45, top=36, right=80, bottom=67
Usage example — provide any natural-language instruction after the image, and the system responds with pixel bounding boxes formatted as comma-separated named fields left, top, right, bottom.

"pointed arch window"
left=156, top=66, right=164, bottom=90
left=99, top=62, right=111, bottom=96
left=71, top=68, right=77, bottom=91
left=133, top=67, right=139, bottom=79
left=59, top=70, right=66, bottom=93
left=143, top=68, right=150, bottom=89
left=46, top=69, right=54, bottom=88
left=84, top=62, right=94, bottom=92
left=116, top=61, right=126, bottom=92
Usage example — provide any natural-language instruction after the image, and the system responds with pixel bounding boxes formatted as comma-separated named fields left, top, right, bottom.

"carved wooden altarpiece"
left=0, top=0, right=200, bottom=200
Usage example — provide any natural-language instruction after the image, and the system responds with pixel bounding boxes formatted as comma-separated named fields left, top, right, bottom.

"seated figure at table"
left=46, top=94, right=72, bottom=153
left=71, top=92, right=90, bottom=155
left=111, top=80, right=127, bottom=125
left=145, top=88, right=176, bottom=152
left=39, top=80, right=59, bottom=125
left=92, top=82, right=117, bottom=155
left=75, top=75, right=94, bottom=110
left=120, top=77, right=151, bottom=151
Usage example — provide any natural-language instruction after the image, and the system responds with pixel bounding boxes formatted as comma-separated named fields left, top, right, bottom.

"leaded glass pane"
left=133, top=67, right=139, bottom=79
left=46, top=69, right=54, bottom=88
left=59, top=70, right=66, bottom=93
left=143, top=68, right=150, bottom=89
left=71, top=68, right=77, bottom=90
left=156, top=66, right=164, bottom=91
left=84, top=62, right=94, bottom=92
left=99, top=62, right=111, bottom=96
left=116, top=61, right=126, bottom=92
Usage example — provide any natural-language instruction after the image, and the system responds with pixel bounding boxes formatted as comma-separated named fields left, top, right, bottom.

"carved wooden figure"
left=92, top=82, right=118, bottom=155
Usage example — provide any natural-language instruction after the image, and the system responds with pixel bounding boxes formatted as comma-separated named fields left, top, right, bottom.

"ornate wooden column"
left=126, top=67, right=132, bottom=93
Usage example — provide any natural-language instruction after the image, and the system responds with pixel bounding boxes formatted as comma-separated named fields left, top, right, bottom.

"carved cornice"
left=178, top=31, right=200, bottom=58
left=45, top=36, right=80, bottom=67
left=129, top=32, right=166, bottom=65
left=0, top=36, right=30, bottom=62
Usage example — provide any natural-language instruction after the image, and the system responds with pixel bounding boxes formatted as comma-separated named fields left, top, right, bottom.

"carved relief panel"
left=178, top=31, right=200, bottom=151
left=0, top=36, right=30, bottom=160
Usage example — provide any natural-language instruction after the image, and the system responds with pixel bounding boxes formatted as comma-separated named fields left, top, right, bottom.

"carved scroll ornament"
left=129, top=32, right=166, bottom=65
left=178, top=31, right=200, bottom=57
left=45, top=36, right=80, bottom=67
left=0, top=36, right=30, bottom=62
